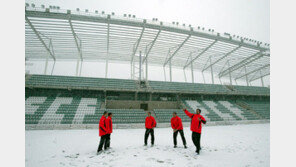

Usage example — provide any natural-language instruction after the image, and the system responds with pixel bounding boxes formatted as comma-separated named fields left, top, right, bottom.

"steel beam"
left=169, top=60, right=172, bottom=82
left=227, top=61, right=232, bottom=85
left=164, top=35, right=191, bottom=66
left=235, top=64, right=270, bottom=80
left=25, top=16, right=56, bottom=61
left=203, top=45, right=241, bottom=72
left=190, top=54, right=194, bottom=83
left=143, top=30, right=161, bottom=63
left=131, top=27, right=145, bottom=62
left=183, top=69, right=187, bottom=82
left=105, top=23, right=110, bottom=78
left=26, top=10, right=269, bottom=52
left=184, top=40, right=217, bottom=69
left=69, top=18, right=83, bottom=60
left=245, top=66, right=249, bottom=86
left=249, top=72, right=270, bottom=82
left=218, top=52, right=264, bottom=78
left=44, top=52, right=49, bottom=74
left=260, top=70, right=264, bottom=87
left=210, top=56, right=214, bottom=84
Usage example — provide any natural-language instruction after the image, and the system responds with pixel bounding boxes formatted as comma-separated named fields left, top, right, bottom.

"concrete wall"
left=25, top=119, right=270, bottom=130
left=106, top=100, right=180, bottom=111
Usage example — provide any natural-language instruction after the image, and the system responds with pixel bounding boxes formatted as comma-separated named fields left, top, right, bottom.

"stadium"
left=25, top=3, right=270, bottom=167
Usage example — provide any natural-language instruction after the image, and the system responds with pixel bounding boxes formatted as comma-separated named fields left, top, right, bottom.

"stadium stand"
left=25, top=75, right=269, bottom=127
left=26, top=75, right=270, bottom=96
left=26, top=75, right=138, bottom=90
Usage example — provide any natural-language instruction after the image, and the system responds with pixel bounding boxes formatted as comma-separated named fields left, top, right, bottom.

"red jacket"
left=106, top=117, right=113, bottom=134
left=99, top=115, right=107, bottom=136
left=171, top=116, right=183, bottom=130
left=184, top=109, right=206, bottom=133
left=145, top=116, right=156, bottom=129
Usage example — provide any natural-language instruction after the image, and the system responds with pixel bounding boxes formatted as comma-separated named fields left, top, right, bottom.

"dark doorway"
left=140, top=103, right=148, bottom=111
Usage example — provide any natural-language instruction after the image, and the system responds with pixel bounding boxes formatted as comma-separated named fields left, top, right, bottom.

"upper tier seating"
left=26, top=74, right=270, bottom=96
left=26, top=75, right=137, bottom=90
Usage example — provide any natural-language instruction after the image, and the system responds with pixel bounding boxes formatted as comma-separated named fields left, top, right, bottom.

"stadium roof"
left=25, top=6, right=270, bottom=82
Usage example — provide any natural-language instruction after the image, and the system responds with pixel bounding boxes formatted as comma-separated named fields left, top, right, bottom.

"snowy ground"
left=26, top=123, right=269, bottom=167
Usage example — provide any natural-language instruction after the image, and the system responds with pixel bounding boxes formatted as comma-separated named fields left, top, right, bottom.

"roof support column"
left=79, top=60, right=83, bottom=76
left=139, top=51, right=142, bottom=81
left=190, top=54, right=194, bottom=83
left=76, top=59, right=80, bottom=76
left=210, top=56, right=214, bottom=84
left=260, top=70, right=264, bottom=87
left=169, top=59, right=172, bottom=82
left=51, top=60, right=56, bottom=75
left=163, top=66, right=167, bottom=81
left=105, top=22, right=110, bottom=78
left=145, top=53, right=148, bottom=82
left=227, top=61, right=232, bottom=85
left=202, top=72, right=206, bottom=84
left=44, top=52, right=49, bottom=74
left=183, top=69, right=187, bottom=82
left=245, top=66, right=249, bottom=86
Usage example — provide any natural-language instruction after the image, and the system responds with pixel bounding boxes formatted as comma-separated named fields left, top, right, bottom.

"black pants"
left=97, top=134, right=108, bottom=152
left=144, top=128, right=154, bottom=145
left=173, top=130, right=187, bottom=146
left=105, top=134, right=111, bottom=148
left=192, top=132, right=201, bottom=153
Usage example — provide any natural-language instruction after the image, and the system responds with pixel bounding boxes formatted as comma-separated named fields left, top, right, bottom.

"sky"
left=25, top=0, right=270, bottom=86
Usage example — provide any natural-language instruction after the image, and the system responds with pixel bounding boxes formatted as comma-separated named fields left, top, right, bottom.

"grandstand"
left=25, top=5, right=270, bottom=129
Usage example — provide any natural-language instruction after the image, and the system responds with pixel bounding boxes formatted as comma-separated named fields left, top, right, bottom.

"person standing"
left=144, top=111, right=156, bottom=146
left=105, top=112, right=113, bottom=149
left=183, top=108, right=206, bottom=155
left=97, top=111, right=108, bottom=154
left=171, top=112, right=187, bottom=148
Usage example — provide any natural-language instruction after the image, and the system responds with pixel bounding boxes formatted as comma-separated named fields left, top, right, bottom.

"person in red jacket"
left=105, top=112, right=113, bottom=149
left=97, top=111, right=108, bottom=154
left=144, top=112, right=156, bottom=146
left=171, top=112, right=187, bottom=148
left=183, top=108, right=206, bottom=154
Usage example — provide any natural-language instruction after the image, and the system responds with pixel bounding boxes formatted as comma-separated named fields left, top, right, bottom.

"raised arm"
left=200, top=115, right=207, bottom=124
left=183, top=109, right=194, bottom=118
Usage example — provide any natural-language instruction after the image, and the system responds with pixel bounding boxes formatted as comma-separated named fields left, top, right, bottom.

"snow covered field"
left=26, top=123, right=269, bottom=167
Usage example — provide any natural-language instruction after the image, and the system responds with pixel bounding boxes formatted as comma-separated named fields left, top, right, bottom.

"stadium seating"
left=148, top=81, right=229, bottom=94
left=231, top=85, right=270, bottom=95
left=25, top=88, right=147, bottom=125
left=244, top=101, right=270, bottom=119
left=26, top=75, right=137, bottom=90
left=182, top=100, right=262, bottom=122
left=153, top=109, right=191, bottom=123
left=26, top=74, right=270, bottom=96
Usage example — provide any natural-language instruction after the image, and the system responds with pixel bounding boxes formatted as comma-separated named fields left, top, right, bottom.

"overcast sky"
left=25, top=0, right=270, bottom=86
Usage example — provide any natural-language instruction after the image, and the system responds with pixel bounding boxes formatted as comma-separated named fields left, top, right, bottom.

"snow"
left=26, top=123, right=269, bottom=167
